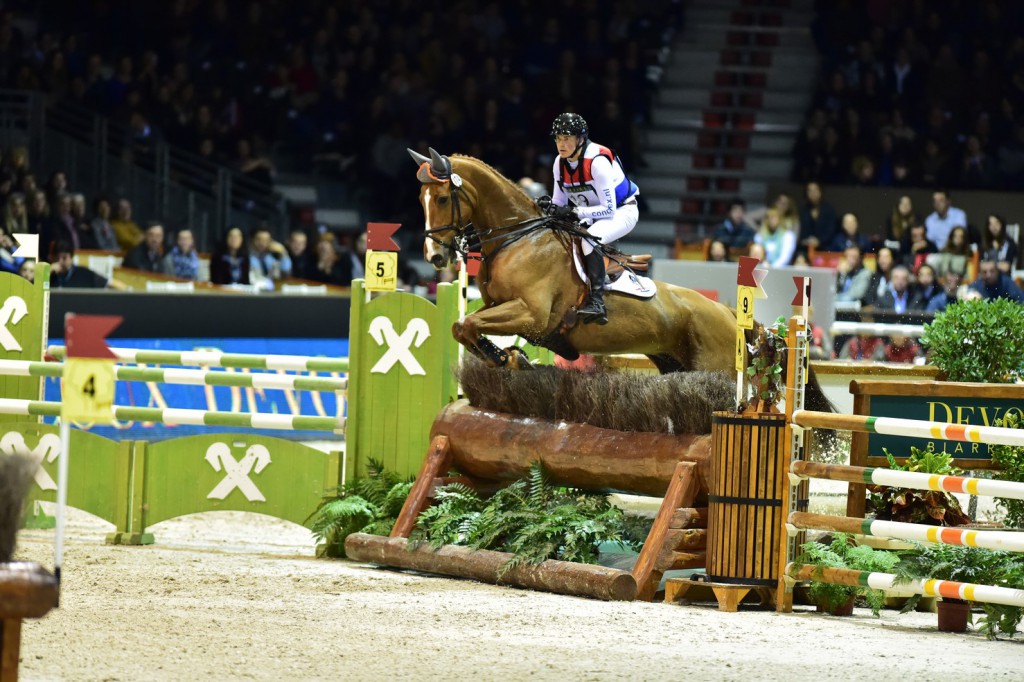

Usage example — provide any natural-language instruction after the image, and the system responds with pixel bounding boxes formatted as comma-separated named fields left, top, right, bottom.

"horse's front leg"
left=458, top=298, right=549, bottom=370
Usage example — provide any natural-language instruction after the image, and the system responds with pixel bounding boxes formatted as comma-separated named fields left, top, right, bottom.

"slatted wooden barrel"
left=706, top=411, right=788, bottom=587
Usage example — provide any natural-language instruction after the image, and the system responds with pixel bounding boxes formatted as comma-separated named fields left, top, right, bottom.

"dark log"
left=655, top=549, right=707, bottom=571
left=345, top=533, right=637, bottom=601
left=665, top=528, right=707, bottom=551
left=670, top=507, right=709, bottom=529
left=0, top=563, right=59, bottom=619
left=431, top=400, right=711, bottom=497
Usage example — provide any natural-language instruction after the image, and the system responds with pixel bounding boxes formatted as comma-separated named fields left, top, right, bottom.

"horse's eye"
left=437, top=196, right=449, bottom=206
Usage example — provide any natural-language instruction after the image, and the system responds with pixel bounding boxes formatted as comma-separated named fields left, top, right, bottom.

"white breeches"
left=581, top=203, right=639, bottom=255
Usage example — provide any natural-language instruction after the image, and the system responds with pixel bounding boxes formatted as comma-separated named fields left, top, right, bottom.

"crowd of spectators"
left=796, top=1, right=1024, bottom=190
left=0, top=1, right=679, bottom=233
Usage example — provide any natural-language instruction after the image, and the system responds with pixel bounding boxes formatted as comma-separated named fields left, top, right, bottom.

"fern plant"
left=795, top=533, right=900, bottom=616
left=305, top=458, right=413, bottom=558
left=413, top=462, right=639, bottom=575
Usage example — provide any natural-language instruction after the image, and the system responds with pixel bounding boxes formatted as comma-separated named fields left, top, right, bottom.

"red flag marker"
left=65, top=314, right=122, bottom=359
left=791, top=276, right=812, bottom=306
left=464, top=253, right=481, bottom=277
left=736, top=256, right=759, bottom=287
left=366, top=223, right=401, bottom=251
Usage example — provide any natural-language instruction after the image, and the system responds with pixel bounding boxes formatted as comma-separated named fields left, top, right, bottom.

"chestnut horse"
left=408, top=147, right=746, bottom=375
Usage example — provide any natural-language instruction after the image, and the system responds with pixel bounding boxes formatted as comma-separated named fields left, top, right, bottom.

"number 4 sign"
left=62, top=359, right=115, bottom=423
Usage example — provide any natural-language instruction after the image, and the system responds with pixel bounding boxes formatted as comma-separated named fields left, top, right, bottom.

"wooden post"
left=390, top=435, right=451, bottom=538
left=848, top=392, right=870, bottom=517
left=632, top=461, right=700, bottom=601
left=776, top=317, right=804, bottom=613
left=0, top=563, right=59, bottom=682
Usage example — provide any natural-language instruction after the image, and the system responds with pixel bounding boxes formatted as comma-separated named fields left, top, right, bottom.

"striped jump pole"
left=0, top=358, right=346, bottom=392
left=786, top=563, right=1024, bottom=609
left=791, top=460, right=1024, bottom=502
left=791, top=409, right=1024, bottom=449
left=789, top=511, right=1024, bottom=554
left=47, top=345, right=349, bottom=373
left=0, top=398, right=342, bottom=432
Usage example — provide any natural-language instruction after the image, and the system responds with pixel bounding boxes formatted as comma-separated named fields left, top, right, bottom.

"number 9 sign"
left=736, top=285, right=755, bottom=330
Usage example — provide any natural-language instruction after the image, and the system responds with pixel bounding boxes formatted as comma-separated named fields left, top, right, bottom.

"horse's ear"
left=428, top=147, right=452, bottom=177
left=408, top=148, right=431, bottom=167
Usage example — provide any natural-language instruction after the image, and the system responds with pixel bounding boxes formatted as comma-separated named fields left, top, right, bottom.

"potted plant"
left=920, top=297, right=1024, bottom=383
left=868, top=447, right=970, bottom=526
left=744, top=316, right=787, bottom=414
left=895, top=543, right=1004, bottom=633
left=796, top=533, right=900, bottom=616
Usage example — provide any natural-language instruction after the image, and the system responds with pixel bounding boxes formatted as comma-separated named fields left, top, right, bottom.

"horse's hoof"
left=506, top=348, right=533, bottom=370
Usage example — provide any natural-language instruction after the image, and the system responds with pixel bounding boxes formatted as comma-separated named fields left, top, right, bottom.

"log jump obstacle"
left=346, top=399, right=715, bottom=601
left=778, top=318, right=1024, bottom=614
left=0, top=271, right=459, bottom=544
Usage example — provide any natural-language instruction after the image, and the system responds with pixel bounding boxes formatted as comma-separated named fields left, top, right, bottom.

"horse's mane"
left=451, top=154, right=537, bottom=207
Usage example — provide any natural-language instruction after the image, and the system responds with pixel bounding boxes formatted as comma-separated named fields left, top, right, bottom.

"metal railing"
left=0, top=90, right=287, bottom=251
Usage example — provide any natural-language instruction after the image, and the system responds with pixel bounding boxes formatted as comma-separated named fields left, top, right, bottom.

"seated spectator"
left=865, top=246, right=896, bottom=307
left=798, top=181, right=839, bottom=252
left=210, top=227, right=251, bottom=285
left=747, top=242, right=767, bottom=264
left=706, top=239, right=730, bottom=263
left=250, top=226, right=292, bottom=283
left=838, top=333, right=885, bottom=361
left=773, top=193, right=799, bottom=233
left=874, top=265, right=920, bottom=313
left=87, top=197, right=120, bottom=252
left=835, top=244, right=873, bottom=304
left=930, top=225, right=972, bottom=279
left=287, top=229, right=315, bottom=280
left=754, top=209, right=796, bottom=268
left=41, top=194, right=80, bottom=258
left=902, top=224, right=937, bottom=271
left=110, top=198, right=144, bottom=250
left=0, top=227, right=18, bottom=274
left=969, top=258, right=1024, bottom=303
left=27, top=190, right=51, bottom=240
left=980, top=213, right=1018, bottom=274
left=344, top=230, right=367, bottom=281
left=50, top=241, right=108, bottom=288
left=711, top=199, right=756, bottom=249
left=886, top=195, right=917, bottom=249
left=828, top=212, right=873, bottom=253
left=309, top=233, right=352, bottom=285
left=913, top=264, right=944, bottom=311
left=877, top=335, right=924, bottom=363
left=18, top=259, right=35, bottom=283
left=926, top=271, right=966, bottom=313
left=234, top=139, right=275, bottom=188
left=123, top=222, right=170, bottom=273
left=924, top=190, right=968, bottom=250
left=161, top=228, right=200, bottom=280
left=68, top=194, right=92, bottom=247
left=3, top=193, right=27, bottom=237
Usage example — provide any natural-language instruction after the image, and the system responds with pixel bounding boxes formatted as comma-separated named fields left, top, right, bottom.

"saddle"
left=605, top=253, right=651, bottom=278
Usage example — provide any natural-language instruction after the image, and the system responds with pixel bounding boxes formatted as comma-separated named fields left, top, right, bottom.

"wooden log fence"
left=0, top=359, right=346, bottom=392
left=786, top=563, right=1024, bottom=609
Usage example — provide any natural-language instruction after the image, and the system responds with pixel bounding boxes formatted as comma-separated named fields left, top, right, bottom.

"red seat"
left=740, top=92, right=763, bottom=108
left=717, top=177, right=741, bottom=192
left=692, top=153, right=715, bottom=169
left=727, top=133, right=751, bottom=150
left=733, top=113, right=757, bottom=129
left=710, top=200, right=731, bottom=215
left=731, top=11, right=755, bottom=25
left=751, top=51, right=773, bottom=67
left=697, top=132, right=720, bottom=149
left=759, top=12, right=783, bottom=26
left=720, top=50, right=740, bottom=66
left=715, top=71, right=738, bottom=87
left=703, top=111, right=726, bottom=128
left=755, top=32, right=780, bottom=47
left=682, top=199, right=703, bottom=214
left=687, top=176, right=710, bottom=191
left=727, top=31, right=750, bottom=46
left=723, top=155, right=747, bottom=170
left=744, top=72, right=768, bottom=88
left=711, top=91, right=734, bottom=107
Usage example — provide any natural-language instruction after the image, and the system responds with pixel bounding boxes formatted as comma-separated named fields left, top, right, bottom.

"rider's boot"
left=578, top=250, right=608, bottom=325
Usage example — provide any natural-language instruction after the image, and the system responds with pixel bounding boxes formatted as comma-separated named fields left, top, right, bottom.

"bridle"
left=421, top=166, right=478, bottom=259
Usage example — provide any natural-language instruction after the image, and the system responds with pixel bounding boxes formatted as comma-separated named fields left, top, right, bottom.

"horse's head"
left=409, top=147, right=472, bottom=270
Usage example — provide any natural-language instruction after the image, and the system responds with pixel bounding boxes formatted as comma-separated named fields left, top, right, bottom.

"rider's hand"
left=549, top=203, right=577, bottom=219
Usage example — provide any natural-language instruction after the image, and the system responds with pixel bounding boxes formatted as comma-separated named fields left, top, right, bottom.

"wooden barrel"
left=706, top=412, right=787, bottom=586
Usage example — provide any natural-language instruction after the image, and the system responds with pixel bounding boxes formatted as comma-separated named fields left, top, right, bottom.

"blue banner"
left=44, top=338, right=348, bottom=442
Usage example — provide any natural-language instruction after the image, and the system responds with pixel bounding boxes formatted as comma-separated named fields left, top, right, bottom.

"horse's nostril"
left=430, top=254, right=445, bottom=268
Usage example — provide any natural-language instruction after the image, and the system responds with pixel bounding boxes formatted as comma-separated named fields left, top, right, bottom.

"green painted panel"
left=142, top=433, right=340, bottom=527
left=347, top=281, right=459, bottom=481
left=0, top=269, right=49, bottom=425
left=0, top=421, right=121, bottom=524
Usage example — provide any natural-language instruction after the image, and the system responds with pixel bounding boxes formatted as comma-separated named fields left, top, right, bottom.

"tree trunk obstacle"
left=345, top=400, right=712, bottom=601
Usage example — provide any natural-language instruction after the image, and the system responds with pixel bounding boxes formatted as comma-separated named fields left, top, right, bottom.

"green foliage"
left=796, top=533, right=900, bottom=616
left=868, top=447, right=970, bottom=526
left=745, top=316, right=788, bottom=408
left=304, top=459, right=413, bottom=558
left=920, top=297, right=1024, bottom=383
left=988, top=412, right=1024, bottom=529
left=412, top=462, right=639, bottom=575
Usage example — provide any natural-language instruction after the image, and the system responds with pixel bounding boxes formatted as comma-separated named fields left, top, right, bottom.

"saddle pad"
left=572, top=250, right=657, bottom=299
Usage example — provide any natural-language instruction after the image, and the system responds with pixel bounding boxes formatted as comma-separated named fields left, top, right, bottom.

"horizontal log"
left=431, top=400, right=712, bottom=497
left=665, top=528, right=707, bottom=551
left=345, top=534, right=637, bottom=601
left=669, top=507, right=709, bottom=529
left=0, top=563, right=59, bottom=619
left=655, top=549, right=706, bottom=572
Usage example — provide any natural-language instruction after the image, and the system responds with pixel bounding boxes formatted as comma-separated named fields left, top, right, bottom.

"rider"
left=542, top=112, right=639, bottom=325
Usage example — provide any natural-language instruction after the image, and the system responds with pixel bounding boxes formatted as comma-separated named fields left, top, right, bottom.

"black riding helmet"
left=550, top=112, right=588, bottom=140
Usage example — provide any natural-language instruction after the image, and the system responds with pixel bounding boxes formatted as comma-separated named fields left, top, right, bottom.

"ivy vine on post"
left=745, top=316, right=788, bottom=413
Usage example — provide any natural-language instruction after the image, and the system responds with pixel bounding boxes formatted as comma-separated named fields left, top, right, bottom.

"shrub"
left=920, top=298, right=1024, bottom=383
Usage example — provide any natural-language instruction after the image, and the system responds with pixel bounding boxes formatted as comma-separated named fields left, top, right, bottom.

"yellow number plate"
left=62, top=359, right=115, bottom=423
left=365, top=251, right=398, bottom=292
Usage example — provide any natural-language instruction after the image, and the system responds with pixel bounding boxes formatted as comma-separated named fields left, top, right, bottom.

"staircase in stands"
left=630, top=0, right=818, bottom=256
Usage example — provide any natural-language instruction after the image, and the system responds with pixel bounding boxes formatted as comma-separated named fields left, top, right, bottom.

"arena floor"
left=12, top=507, right=1022, bottom=682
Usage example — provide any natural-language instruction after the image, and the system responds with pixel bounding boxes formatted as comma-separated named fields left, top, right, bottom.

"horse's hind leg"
left=646, top=354, right=685, bottom=375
